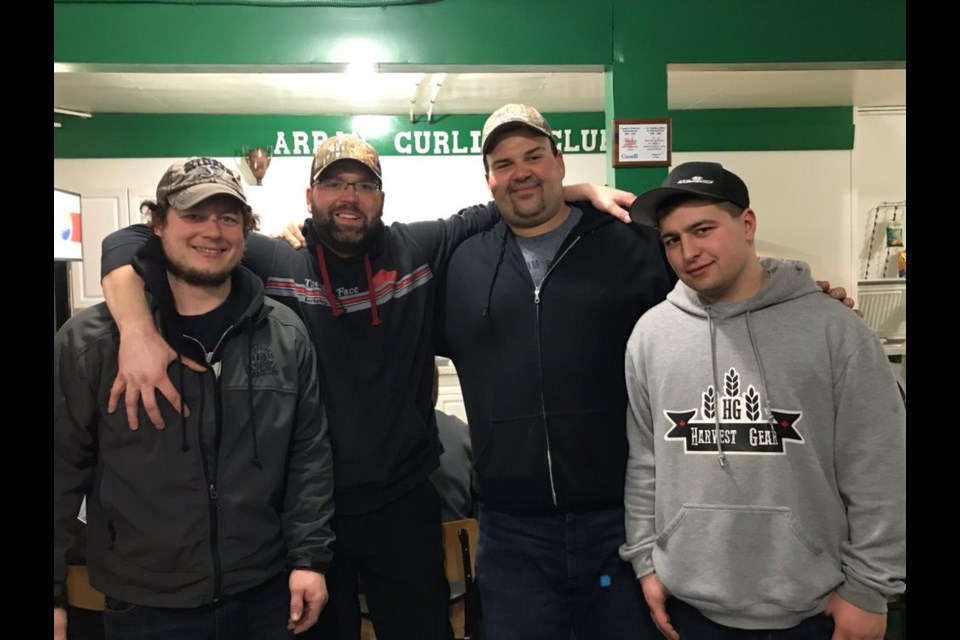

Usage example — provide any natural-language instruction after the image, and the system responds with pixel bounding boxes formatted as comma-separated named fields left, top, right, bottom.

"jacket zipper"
left=210, top=367, right=225, bottom=599
left=182, top=329, right=232, bottom=601
left=532, top=235, right=581, bottom=508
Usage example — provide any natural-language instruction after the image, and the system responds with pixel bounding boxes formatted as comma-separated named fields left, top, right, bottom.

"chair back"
left=442, top=518, right=479, bottom=640
left=360, top=517, right=480, bottom=640
left=65, top=565, right=105, bottom=611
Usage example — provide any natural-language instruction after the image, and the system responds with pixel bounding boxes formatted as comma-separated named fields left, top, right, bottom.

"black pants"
left=667, top=598, right=835, bottom=640
left=308, top=480, right=452, bottom=640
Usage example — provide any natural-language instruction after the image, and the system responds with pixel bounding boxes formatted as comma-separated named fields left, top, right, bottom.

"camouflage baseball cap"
left=156, top=157, right=248, bottom=210
left=481, top=104, right=555, bottom=156
left=310, top=134, right=383, bottom=185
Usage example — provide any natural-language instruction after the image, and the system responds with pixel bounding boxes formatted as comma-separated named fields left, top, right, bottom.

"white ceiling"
left=52, top=65, right=905, bottom=118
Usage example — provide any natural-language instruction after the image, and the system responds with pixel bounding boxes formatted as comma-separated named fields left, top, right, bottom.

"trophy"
left=243, top=146, right=272, bottom=185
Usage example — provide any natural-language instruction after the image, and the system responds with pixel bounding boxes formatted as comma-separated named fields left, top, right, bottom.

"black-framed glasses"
left=315, top=178, right=381, bottom=194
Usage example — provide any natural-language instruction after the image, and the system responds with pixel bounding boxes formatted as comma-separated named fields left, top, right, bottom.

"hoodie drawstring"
left=315, top=243, right=345, bottom=318
left=745, top=311, right=779, bottom=433
left=482, top=230, right=510, bottom=317
left=363, top=254, right=382, bottom=326
left=246, top=326, right=264, bottom=469
left=706, top=310, right=728, bottom=469
left=706, top=309, right=780, bottom=470
left=176, top=343, right=190, bottom=454
left=174, top=328, right=263, bottom=471
left=315, top=243, right=381, bottom=326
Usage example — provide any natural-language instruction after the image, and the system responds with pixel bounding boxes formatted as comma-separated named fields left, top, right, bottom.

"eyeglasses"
left=314, top=178, right=382, bottom=194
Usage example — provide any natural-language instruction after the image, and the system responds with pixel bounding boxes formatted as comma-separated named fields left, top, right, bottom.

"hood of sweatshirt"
left=132, top=235, right=272, bottom=467
left=664, top=258, right=822, bottom=469
left=666, top=257, right=823, bottom=319
left=133, top=235, right=269, bottom=344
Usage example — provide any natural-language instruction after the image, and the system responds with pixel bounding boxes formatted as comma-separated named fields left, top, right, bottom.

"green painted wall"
left=53, top=0, right=904, bottom=67
left=606, top=0, right=904, bottom=192
left=53, top=0, right=613, bottom=66
left=54, top=0, right=904, bottom=186
left=53, top=109, right=853, bottom=159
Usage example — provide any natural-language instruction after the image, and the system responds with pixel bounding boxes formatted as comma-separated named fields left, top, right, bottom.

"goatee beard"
left=312, top=207, right=383, bottom=257
left=165, top=258, right=233, bottom=287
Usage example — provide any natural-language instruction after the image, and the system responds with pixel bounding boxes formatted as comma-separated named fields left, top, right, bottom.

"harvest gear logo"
left=664, top=368, right=804, bottom=454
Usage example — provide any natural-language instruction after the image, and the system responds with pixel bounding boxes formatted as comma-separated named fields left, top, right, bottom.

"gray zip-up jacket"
left=54, top=256, right=334, bottom=608
left=620, top=258, right=906, bottom=629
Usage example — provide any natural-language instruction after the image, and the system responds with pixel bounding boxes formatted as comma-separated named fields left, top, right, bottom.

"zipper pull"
left=209, top=484, right=218, bottom=500
left=534, top=287, right=541, bottom=304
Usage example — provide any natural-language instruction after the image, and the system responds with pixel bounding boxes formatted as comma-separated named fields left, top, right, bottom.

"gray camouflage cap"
left=311, top=134, right=383, bottom=185
left=481, top=104, right=555, bottom=156
left=156, top=157, right=248, bottom=210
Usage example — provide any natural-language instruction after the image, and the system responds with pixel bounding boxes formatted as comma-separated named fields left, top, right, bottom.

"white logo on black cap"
left=677, top=176, right=714, bottom=185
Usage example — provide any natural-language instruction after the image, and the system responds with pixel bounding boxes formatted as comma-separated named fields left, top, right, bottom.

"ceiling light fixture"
left=54, top=108, right=93, bottom=119
left=408, top=73, right=427, bottom=124
left=351, top=115, right=392, bottom=140
left=426, top=73, right=447, bottom=124
left=345, top=62, right=377, bottom=77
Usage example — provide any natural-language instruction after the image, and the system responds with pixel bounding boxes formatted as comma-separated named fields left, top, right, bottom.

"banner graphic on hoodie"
left=663, top=368, right=804, bottom=454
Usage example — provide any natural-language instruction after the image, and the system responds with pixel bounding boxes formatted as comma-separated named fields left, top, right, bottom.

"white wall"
left=53, top=152, right=610, bottom=237
left=672, top=150, right=853, bottom=289
left=851, top=109, right=907, bottom=284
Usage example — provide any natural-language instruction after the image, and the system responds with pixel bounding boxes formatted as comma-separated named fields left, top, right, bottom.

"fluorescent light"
left=54, top=108, right=93, bottom=119
left=346, top=62, right=377, bottom=77
left=351, top=115, right=392, bottom=139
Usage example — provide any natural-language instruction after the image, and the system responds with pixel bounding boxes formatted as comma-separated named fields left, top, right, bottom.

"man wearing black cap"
left=54, top=157, right=334, bottom=639
left=436, top=104, right=675, bottom=640
left=95, top=138, right=632, bottom=640
left=620, top=162, right=906, bottom=640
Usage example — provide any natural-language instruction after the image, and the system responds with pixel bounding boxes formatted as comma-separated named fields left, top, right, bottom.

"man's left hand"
left=288, top=569, right=328, bottom=635
left=825, top=593, right=887, bottom=640
left=816, top=280, right=862, bottom=317
left=274, top=223, right=307, bottom=250
left=563, top=183, right=634, bottom=223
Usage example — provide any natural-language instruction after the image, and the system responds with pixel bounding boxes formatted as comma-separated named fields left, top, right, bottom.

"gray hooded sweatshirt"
left=620, top=258, right=905, bottom=630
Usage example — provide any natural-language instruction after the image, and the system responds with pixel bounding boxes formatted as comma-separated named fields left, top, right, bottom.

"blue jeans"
left=667, top=598, right=835, bottom=640
left=102, top=572, right=295, bottom=640
left=476, top=507, right=658, bottom=640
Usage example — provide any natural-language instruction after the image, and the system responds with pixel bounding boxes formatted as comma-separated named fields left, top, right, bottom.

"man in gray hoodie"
left=620, top=162, right=906, bottom=640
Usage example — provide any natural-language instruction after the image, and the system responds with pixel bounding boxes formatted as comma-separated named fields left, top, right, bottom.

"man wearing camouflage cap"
left=55, top=157, right=334, bottom=639
left=436, top=104, right=675, bottom=640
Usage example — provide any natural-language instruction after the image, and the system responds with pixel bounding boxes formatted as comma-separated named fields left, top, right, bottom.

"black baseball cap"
left=629, top=161, right=750, bottom=227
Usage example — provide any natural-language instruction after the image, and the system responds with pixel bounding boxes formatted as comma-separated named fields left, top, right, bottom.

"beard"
left=164, top=255, right=235, bottom=287
left=311, top=202, right=384, bottom=257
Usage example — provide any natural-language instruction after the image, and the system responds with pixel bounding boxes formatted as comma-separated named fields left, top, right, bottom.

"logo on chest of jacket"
left=250, top=343, right=279, bottom=378
left=663, top=368, right=804, bottom=455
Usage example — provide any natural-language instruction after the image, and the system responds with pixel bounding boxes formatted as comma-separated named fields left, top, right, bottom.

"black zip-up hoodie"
left=437, top=202, right=676, bottom=512
left=55, top=240, right=334, bottom=607
left=100, top=203, right=498, bottom=515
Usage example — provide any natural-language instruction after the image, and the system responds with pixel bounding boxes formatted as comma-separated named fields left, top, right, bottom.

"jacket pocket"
left=655, top=504, right=840, bottom=613
left=474, top=414, right=552, bottom=509
left=547, top=408, right=626, bottom=508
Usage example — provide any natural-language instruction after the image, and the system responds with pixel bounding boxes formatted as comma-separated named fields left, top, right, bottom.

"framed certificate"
left=613, top=118, right=672, bottom=168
